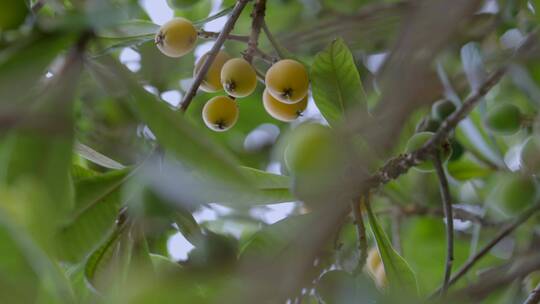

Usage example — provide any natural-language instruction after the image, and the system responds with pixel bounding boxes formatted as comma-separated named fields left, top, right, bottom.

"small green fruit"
left=284, top=123, right=336, bottom=175
left=520, top=136, right=540, bottom=174
left=415, top=117, right=440, bottom=133
left=0, top=1, right=28, bottom=31
left=492, top=174, right=537, bottom=216
left=484, top=103, right=522, bottom=135
left=432, top=99, right=456, bottom=121
left=405, top=132, right=451, bottom=172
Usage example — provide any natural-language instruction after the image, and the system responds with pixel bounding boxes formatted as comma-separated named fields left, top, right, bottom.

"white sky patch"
left=167, top=232, right=195, bottom=261
left=203, top=0, right=227, bottom=32
left=193, top=205, right=219, bottom=223
left=478, top=0, right=498, bottom=14
left=161, top=90, right=182, bottom=107
left=143, top=85, right=159, bottom=95
left=139, top=0, right=173, bottom=25
left=365, top=52, right=387, bottom=74
left=119, top=47, right=141, bottom=72
left=45, top=71, right=54, bottom=78
left=266, top=161, right=282, bottom=175
left=244, top=123, right=280, bottom=151
left=504, top=144, right=522, bottom=172
left=250, top=202, right=296, bottom=225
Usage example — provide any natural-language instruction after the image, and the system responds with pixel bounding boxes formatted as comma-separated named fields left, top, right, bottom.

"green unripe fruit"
left=520, top=136, right=540, bottom=175
left=284, top=123, right=347, bottom=204
left=405, top=132, right=451, bottom=172
left=432, top=99, right=456, bottom=121
left=415, top=117, right=440, bottom=133
left=0, top=1, right=28, bottom=31
left=167, top=0, right=199, bottom=9
left=492, top=174, right=537, bottom=216
left=484, top=103, right=522, bottom=135
left=284, top=123, right=335, bottom=174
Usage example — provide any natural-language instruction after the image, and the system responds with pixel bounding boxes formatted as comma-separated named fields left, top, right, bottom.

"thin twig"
left=524, top=282, right=540, bottom=304
left=351, top=197, right=368, bottom=274
left=365, top=67, right=506, bottom=188
left=429, top=202, right=540, bottom=298
left=262, top=21, right=286, bottom=59
left=198, top=29, right=249, bottom=43
left=179, top=0, right=250, bottom=112
left=433, top=153, right=454, bottom=298
left=243, top=0, right=266, bottom=63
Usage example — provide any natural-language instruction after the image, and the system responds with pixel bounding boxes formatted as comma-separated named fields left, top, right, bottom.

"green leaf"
left=0, top=42, right=83, bottom=237
left=239, top=166, right=291, bottom=189
left=92, top=56, right=253, bottom=191
left=447, top=156, right=492, bottom=181
left=366, top=203, right=418, bottom=295
left=75, top=142, right=126, bottom=170
left=0, top=32, right=72, bottom=104
left=311, top=38, right=367, bottom=126
left=240, top=214, right=315, bottom=258
left=56, top=169, right=130, bottom=262
left=0, top=212, right=74, bottom=303
left=84, top=221, right=130, bottom=292
left=97, top=20, right=159, bottom=39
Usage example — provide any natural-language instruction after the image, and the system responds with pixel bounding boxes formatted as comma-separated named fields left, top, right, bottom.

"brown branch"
left=198, top=29, right=249, bottom=43
left=429, top=202, right=540, bottom=298
left=179, top=0, right=250, bottom=112
left=351, top=197, right=368, bottom=274
left=365, top=67, right=506, bottom=189
left=433, top=153, right=454, bottom=298
left=525, top=282, right=540, bottom=304
left=243, top=0, right=266, bottom=63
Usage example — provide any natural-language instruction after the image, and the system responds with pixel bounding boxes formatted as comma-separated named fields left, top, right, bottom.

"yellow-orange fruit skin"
left=220, top=58, right=257, bottom=98
left=202, top=96, right=239, bottom=132
left=262, top=89, right=307, bottom=122
left=155, top=18, right=197, bottom=58
left=265, top=59, right=309, bottom=104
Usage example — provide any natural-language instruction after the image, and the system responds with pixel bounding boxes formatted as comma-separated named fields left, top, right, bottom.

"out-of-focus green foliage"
left=0, top=0, right=540, bottom=303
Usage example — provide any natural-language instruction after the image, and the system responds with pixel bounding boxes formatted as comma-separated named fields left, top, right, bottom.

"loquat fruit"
left=262, top=88, right=307, bottom=122
left=220, top=58, right=257, bottom=98
left=202, top=96, right=239, bottom=132
left=155, top=18, right=197, bottom=58
left=265, top=59, right=309, bottom=104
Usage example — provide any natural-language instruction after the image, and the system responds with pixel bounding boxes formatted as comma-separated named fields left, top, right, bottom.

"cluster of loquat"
left=155, top=17, right=310, bottom=132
